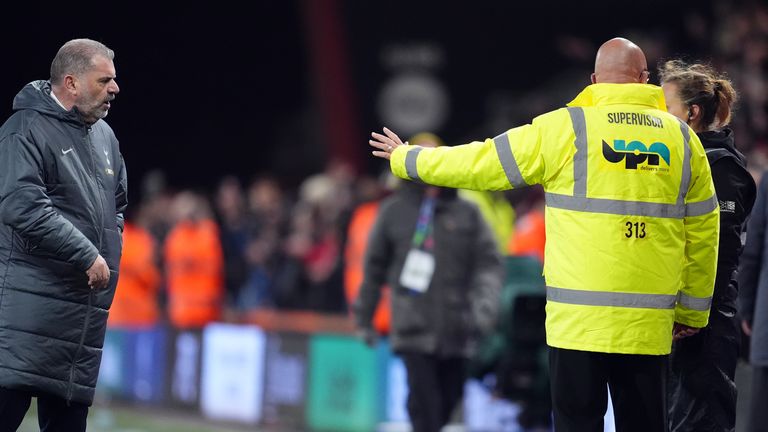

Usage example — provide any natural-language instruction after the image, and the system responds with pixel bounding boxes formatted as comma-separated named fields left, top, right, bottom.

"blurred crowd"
left=711, top=1, right=768, bottom=159
left=109, top=153, right=545, bottom=332
left=111, top=159, right=361, bottom=329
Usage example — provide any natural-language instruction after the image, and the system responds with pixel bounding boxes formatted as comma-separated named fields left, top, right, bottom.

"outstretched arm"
left=370, top=123, right=546, bottom=192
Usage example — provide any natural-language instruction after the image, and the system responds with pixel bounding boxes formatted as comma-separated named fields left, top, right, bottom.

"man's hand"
left=742, top=320, right=752, bottom=336
left=672, top=322, right=701, bottom=341
left=370, top=127, right=407, bottom=160
left=86, top=255, right=110, bottom=290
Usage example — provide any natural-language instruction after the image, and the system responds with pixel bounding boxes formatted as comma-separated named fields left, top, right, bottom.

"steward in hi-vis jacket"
left=369, top=38, right=719, bottom=432
left=389, top=82, right=719, bottom=356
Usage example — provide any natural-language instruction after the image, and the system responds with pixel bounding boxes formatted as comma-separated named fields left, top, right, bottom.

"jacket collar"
left=567, top=83, right=667, bottom=111
left=13, top=80, right=87, bottom=126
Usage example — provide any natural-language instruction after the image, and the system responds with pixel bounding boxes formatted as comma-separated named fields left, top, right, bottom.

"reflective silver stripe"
left=493, top=132, right=528, bottom=187
left=547, top=286, right=676, bottom=309
left=567, top=107, right=588, bottom=197
left=677, top=292, right=712, bottom=311
left=686, top=195, right=718, bottom=217
left=677, top=119, right=691, bottom=206
left=545, top=192, right=685, bottom=218
left=678, top=121, right=716, bottom=217
left=405, top=147, right=423, bottom=181
left=544, top=192, right=715, bottom=218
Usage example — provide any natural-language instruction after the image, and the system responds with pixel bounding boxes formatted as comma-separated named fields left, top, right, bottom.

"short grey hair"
left=50, top=39, right=115, bottom=85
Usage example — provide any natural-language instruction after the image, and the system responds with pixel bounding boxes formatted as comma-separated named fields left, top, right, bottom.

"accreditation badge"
left=399, top=248, right=435, bottom=293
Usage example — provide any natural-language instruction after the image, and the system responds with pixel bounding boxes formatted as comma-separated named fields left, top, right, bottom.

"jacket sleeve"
left=710, top=157, right=756, bottom=308
left=115, top=151, right=128, bottom=234
left=0, top=133, right=98, bottom=271
left=352, top=202, right=392, bottom=331
left=739, top=173, right=768, bottom=323
left=676, top=132, right=720, bottom=328
left=469, top=208, right=504, bottom=334
left=390, top=122, right=545, bottom=190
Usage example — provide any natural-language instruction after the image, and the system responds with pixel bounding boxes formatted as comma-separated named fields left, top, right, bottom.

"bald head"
left=591, top=37, right=649, bottom=84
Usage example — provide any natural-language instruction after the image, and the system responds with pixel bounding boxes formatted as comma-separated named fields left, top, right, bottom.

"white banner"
left=200, top=323, right=267, bottom=424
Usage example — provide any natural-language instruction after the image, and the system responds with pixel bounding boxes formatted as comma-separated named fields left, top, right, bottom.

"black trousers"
left=668, top=310, right=739, bottom=432
left=748, top=365, right=768, bottom=432
left=400, top=352, right=466, bottom=432
left=549, top=347, right=668, bottom=432
left=0, top=387, right=88, bottom=432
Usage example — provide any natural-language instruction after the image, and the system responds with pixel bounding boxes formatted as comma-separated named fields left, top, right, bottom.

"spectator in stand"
left=139, top=169, right=174, bottom=248
left=272, top=201, right=314, bottom=310
left=213, top=175, right=249, bottom=308
left=246, top=174, right=289, bottom=243
left=164, top=191, right=224, bottom=329
left=239, top=235, right=276, bottom=309
left=286, top=172, right=346, bottom=312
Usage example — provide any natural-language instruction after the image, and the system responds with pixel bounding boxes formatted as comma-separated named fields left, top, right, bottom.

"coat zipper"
left=66, top=127, right=103, bottom=403
left=66, top=290, right=94, bottom=403
left=84, top=128, right=105, bottom=248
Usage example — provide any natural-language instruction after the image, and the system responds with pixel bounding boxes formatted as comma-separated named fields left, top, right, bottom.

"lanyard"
left=411, top=195, right=435, bottom=250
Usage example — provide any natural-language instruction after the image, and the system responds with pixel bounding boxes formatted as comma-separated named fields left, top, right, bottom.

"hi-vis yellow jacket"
left=390, top=83, right=719, bottom=355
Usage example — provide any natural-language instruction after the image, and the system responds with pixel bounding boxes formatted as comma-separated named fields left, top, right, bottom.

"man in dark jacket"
left=353, top=135, right=503, bottom=432
left=740, top=171, right=768, bottom=432
left=0, top=38, right=126, bottom=432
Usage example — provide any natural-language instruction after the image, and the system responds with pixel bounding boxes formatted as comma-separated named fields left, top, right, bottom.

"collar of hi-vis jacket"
left=567, top=83, right=667, bottom=111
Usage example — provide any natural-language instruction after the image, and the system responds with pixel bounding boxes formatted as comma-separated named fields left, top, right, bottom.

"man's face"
left=73, top=55, right=119, bottom=125
left=661, top=82, right=688, bottom=123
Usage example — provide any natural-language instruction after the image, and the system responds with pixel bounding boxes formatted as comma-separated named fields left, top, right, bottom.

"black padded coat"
left=0, top=81, right=127, bottom=404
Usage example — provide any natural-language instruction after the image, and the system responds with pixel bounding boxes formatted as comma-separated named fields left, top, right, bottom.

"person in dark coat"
left=0, top=39, right=126, bottom=432
left=660, top=59, right=756, bottom=432
left=354, top=137, right=503, bottom=432
left=740, top=170, right=768, bottom=432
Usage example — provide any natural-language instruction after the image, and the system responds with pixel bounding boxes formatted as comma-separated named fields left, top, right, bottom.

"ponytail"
left=713, top=78, right=737, bottom=128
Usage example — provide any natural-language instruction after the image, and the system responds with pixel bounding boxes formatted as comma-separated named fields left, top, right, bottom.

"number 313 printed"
left=625, top=221, right=646, bottom=239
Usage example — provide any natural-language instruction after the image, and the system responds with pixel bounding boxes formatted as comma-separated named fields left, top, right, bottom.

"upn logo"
left=602, top=139, right=670, bottom=169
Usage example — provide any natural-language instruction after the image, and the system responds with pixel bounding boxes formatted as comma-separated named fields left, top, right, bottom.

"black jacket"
left=0, top=81, right=127, bottom=404
left=740, top=171, right=768, bottom=365
left=701, top=129, right=755, bottom=314
left=354, top=182, right=503, bottom=357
